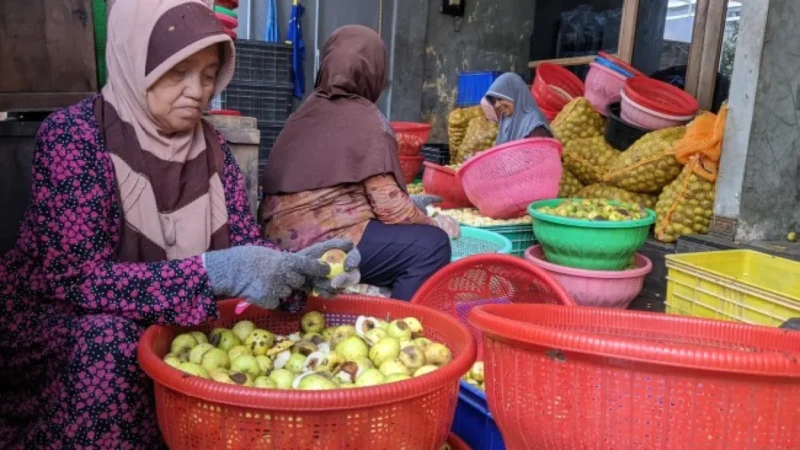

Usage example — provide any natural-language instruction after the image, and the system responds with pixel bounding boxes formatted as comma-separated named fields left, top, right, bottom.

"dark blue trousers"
left=357, top=221, right=451, bottom=301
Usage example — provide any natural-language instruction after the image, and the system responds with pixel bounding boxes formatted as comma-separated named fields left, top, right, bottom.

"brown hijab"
left=98, top=0, right=236, bottom=262
left=262, top=25, right=406, bottom=195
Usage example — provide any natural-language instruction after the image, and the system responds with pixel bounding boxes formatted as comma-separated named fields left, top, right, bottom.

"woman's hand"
left=296, top=240, right=362, bottom=298
left=203, top=240, right=360, bottom=309
left=433, top=215, right=461, bottom=239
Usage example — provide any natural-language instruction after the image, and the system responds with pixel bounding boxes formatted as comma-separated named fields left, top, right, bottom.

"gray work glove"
left=204, top=240, right=358, bottom=309
left=410, top=195, right=443, bottom=212
left=298, top=240, right=362, bottom=298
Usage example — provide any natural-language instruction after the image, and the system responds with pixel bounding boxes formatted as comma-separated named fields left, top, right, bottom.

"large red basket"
left=624, top=76, right=699, bottom=117
left=411, top=255, right=575, bottom=360
left=457, top=138, right=563, bottom=219
left=138, top=297, right=476, bottom=450
left=399, top=154, right=424, bottom=184
left=392, top=121, right=432, bottom=156
left=532, top=63, right=585, bottom=114
left=469, top=304, right=800, bottom=450
left=422, top=161, right=473, bottom=209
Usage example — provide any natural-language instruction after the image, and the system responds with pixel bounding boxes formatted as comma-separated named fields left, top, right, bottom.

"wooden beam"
left=696, top=0, right=728, bottom=110
left=685, top=0, right=711, bottom=96
left=529, top=55, right=596, bottom=69
left=618, top=0, right=640, bottom=63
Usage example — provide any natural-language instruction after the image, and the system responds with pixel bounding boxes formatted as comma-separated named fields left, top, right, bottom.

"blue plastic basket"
left=450, top=227, right=513, bottom=262
left=452, top=381, right=506, bottom=449
left=457, top=71, right=502, bottom=107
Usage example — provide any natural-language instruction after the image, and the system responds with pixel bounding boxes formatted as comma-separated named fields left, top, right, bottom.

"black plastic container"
left=605, top=102, right=648, bottom=151
left=421, top=144, right=450, bottom=166
left=220, top=84, right=293, bottom=123
left=232, top=40, right=292, bottom=86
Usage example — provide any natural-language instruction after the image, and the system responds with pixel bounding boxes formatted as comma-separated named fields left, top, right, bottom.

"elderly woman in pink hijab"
left=0, top=0, right=358, bottom=447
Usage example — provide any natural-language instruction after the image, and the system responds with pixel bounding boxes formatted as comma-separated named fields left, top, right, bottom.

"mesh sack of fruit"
left=655, top=106, right=727, bottom=243
left=654, top=158, right=715, bottom=243
left=456, top=116, right=498, bottom=164
left=602, top=126, right=686, bottom=194
left=558, top=168, right=584, bottom=198
left=575, top=183, right=657, bottom=209
left=448, top=106, right=483, bottom=160
left=551, top=97, right=606, bottom=146
left=563, top=136, right=621, bottom=185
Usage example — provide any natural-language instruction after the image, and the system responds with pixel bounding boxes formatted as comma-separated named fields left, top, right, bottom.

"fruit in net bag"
left=558, top=168, right=584, bottom=198
left=552, top=98, right=606, bottom=146
left=448, top=106, right=483, bottom=160
left=655, top=161, right=715, bottom=243
left=603, top=127, right=686, bottom=194
left=563, top=136, right=621, bottom=185
left=575, top=183, right=657, bottom=209
left=456, top=116, right=498, bottom=164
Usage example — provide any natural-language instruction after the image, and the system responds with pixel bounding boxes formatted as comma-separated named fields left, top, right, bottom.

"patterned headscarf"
left=98, top=0, right=236, bottom=262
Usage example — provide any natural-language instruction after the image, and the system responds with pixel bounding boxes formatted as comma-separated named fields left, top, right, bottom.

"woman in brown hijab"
left=0, top=0, right=357, bottom=447
left=260, top=25, right=459, bottom=301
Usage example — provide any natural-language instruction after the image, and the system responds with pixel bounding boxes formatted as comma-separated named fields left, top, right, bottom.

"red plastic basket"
left=216, top=0, right=239, bottom=8
left=216, top=12, right=238, bottom=29
left=532, top=63, right=585, bottom=113
left=469, top=304, right=800, bottom=450
left=411, top=255, right=575, bottom=360
left=138, top=297, right=476, bottom=450
left=422, top=161, right=473, bottom=209
left=624, top=76, right=699, bottom=117
left=457, top=138, right=563, bottom=219
left=392, top=122, right=432, bottom=156
left=399, top=154, right=424, bottom=184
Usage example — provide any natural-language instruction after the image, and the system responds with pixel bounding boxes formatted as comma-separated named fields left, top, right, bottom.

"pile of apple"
left=462, top=361, right=485, bottom=391
left=164, top=312, right=454, bottom=390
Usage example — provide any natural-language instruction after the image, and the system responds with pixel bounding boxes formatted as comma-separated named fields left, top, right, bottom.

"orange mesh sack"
left=575, top=183, right=657, bottom=209
left=456, top=116, right=498, bottom=164
left=654, top=106, right=727, bottom=243
left=558, top=168, right=584, bottom=198
left=602, top=126, right=686, bottom=194
left=563, top=136, right=621, bottom=185
left=552, top=98, right=606, bottom=146
left=448, top=106, right=483, bottom=160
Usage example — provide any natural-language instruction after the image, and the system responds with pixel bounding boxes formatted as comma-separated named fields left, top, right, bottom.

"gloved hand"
left=410, top=195, right=443, bottom=212
left=433, top=215, right=461, bottom=239
left=204, top=240, right=356, bottom=309
left=296, top=240, right=362, bottom=298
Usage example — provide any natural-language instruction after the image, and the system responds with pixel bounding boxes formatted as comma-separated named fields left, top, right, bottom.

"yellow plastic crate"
left=666, top=249, right=800, bottom=327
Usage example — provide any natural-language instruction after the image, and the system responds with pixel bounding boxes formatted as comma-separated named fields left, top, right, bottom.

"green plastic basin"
left=527, top=199, right=656, bottom=270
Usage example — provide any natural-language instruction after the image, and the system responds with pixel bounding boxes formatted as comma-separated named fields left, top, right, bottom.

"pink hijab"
left=99, top=0, right=236, bottom=262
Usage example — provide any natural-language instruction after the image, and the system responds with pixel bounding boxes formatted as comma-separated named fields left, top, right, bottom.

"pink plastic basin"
left=585, top=62, right=627, bottom=116
left=524, top=245, right=652, bottom=309
left=620, top=90, right=694, bottom=130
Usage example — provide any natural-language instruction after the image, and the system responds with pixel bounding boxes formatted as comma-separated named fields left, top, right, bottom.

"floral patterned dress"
left=0, top=97, right=288, bottom=449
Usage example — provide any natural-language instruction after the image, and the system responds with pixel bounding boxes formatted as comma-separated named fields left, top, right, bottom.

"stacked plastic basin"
left=584, top=52, right=644, bottom=117
left=525, top=199, right=656, bottom=309
left=531, top=63, right=585, bottom=121
left=621, top=76, right=699, bottom=130
left=391, top=122, right=432, bottom=183
left=214, top=1, right=239, bottom=39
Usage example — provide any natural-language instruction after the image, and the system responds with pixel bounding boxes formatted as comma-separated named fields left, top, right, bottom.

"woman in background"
left=485, top=72, right=552, bottom=144
left=260, top=25, right=459, bottom=301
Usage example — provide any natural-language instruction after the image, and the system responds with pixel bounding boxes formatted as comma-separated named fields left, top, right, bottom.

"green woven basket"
left=450, top=226, right=512, bottom=261
left=528, top=199, right=655, bottom=271
left=479, top=223, right=536, bottom=257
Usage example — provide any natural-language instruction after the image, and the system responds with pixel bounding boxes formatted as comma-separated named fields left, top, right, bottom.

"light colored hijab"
left=485, top=73, right=550, bottom=145
left=100, top=0, right=236, bottom=262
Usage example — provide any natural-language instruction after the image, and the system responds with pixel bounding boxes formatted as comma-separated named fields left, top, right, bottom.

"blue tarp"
left=288, top=2, right=306, bottom=98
